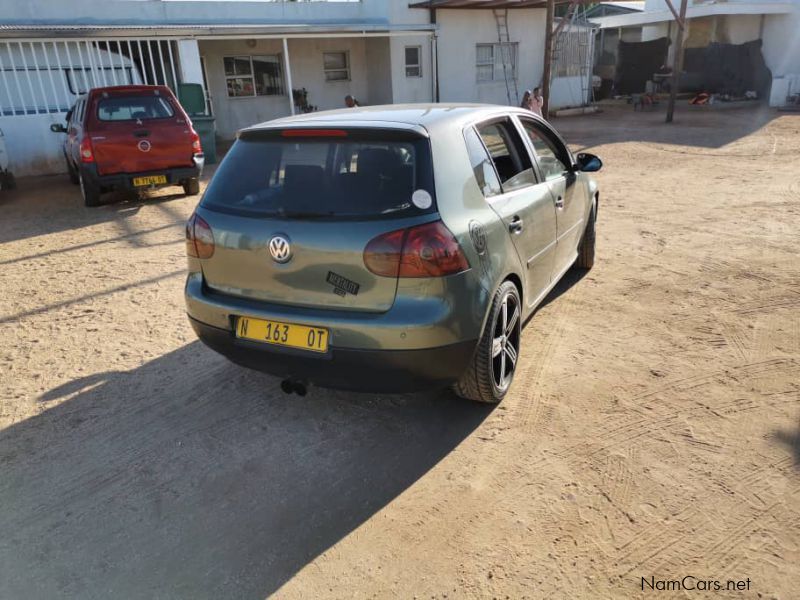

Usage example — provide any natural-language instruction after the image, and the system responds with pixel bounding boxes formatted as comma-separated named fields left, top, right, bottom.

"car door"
left=468, top=118, right=557, bottom=306
left=518, top=117, right=584, bottom=276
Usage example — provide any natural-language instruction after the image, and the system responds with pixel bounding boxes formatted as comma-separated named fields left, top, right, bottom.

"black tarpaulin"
left=682, top=39, right=772, bottom=97
left=615, top=37, right=670, bottom=95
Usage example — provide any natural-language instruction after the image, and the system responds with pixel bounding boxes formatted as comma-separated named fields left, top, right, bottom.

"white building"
left=589, top=0, right=800, bottom=105
left=0, top=0, right=573, bottom=177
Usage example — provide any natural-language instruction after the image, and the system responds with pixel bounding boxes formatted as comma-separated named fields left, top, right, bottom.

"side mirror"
left=575, top=152, right=602, bottom=173
left=50, top=123, right=67, bottom=134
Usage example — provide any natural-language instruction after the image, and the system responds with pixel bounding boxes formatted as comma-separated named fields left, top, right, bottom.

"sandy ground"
left=0, top=105, right=798, bottom=599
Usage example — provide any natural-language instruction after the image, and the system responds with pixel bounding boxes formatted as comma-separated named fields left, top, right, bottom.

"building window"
left=323, top=51, right=350, bottom=82
left=224, top=55, right=284, bottom=98
left=476, top=43, right=518, bottom=83
left=405, top=46, right=422, bottom=78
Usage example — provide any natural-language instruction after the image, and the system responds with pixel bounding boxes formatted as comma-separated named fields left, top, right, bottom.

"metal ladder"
left=493, top=9, right=519, bottom=106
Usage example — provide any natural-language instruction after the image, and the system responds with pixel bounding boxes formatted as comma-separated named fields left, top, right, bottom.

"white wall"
left=550, top=76, right=589, bottom=108
left=389, top=35, right=434, bottom=104
left=763, top=8, right=800, bottom=78
left=200, top=37, right=374, bottom=139
left=0, top=113, right=69, bottom=176
left=435, top=8, right=547, bottom=107
left=366, top=37, right=393, bottom=105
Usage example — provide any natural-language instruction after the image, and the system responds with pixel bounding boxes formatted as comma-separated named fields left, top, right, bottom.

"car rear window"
left=201, top=129, right=436, bottom=220
left=97, top=96, right=175, bottom=121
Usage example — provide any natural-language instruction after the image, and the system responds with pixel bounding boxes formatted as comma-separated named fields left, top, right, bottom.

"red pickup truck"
left=51, top=85, right=204, bottom=206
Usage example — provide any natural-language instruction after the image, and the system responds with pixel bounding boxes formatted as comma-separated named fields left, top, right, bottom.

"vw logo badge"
left=137, top=139, right=151, bottom=153
left=268, top=235, right=292, bottom=263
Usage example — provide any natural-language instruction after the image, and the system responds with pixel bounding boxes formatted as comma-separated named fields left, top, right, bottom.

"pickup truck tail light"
left=364, top=220, right=469, bottom=278
left=190, top=131, right=202, bottom=154
left=185, top=213, right=214, bottom=259
left=79, top=138, right=94, bottom=163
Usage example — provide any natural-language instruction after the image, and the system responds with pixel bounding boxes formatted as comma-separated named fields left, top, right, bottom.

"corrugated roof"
left=0, top=22, right=435, bottom=38
left=410, top=0, right=551, bottom=8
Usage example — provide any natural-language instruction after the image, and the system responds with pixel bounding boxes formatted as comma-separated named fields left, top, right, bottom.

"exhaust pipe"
left=280, top=378, right=308, bottom=396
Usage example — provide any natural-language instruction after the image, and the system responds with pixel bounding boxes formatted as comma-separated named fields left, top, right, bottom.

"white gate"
left=0, top=38, right=182, bottom=117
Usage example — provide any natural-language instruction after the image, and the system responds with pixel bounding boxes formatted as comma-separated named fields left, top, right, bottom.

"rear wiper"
left=278, top=210, right=336, bottom=219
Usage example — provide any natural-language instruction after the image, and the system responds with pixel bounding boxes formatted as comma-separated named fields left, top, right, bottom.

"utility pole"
left=665, top=0, right=688, bottom=123
left=542, top=0, right=555, bottom=118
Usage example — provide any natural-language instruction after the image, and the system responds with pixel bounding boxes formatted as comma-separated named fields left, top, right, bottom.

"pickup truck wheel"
left=182, top=178, right=200, bottom=196
left=66, top=159, right=79, bottom=185
left=575, top=202, right=596, bottom=270
left=79, top=173, right=101, bottom=207
left=453, top=281, right=521, bottom=404
left=0, top=171, right=15, bottom=191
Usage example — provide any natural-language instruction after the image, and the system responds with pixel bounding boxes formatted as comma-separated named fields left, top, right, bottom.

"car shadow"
left=0, top=342, right=492, bottom=599
left=0, top=164, right=218, bottom=246
left=773, top=418, right=800, bottom=469
left=536, top=266, right=588, bottom=313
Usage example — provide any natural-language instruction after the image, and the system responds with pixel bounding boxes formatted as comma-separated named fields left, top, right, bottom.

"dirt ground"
left=1, top=105, right=798, bottom=599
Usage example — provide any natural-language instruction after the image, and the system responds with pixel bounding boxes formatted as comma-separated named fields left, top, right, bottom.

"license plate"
left=133, top=175, right=167, bottom=187
left=235, top=317, right=329, bottom=353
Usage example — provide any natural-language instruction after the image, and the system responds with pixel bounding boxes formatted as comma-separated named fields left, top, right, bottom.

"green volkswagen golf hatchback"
left=185, top=104, right=601, bottom=403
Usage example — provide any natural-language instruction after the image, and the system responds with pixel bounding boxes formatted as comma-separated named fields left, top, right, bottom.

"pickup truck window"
left=97, top=96, right=174, bottom=122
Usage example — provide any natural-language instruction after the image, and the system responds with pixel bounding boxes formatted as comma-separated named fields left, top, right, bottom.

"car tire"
left=66, top=159, right=79, bottom=185
left=79, top=172, right=101, bottom=207
left=183, top=178, right=200, bottom=196
left=0, top=170, right=15, bottom=191
left=575, top=201, right=596, bottom=270
left=453, top=280, right=522, bottom=404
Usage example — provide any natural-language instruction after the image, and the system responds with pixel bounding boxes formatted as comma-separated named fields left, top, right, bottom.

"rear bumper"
left=82, top=155, right=203, bottom=190
left=189, top=316, right=476, bottom=393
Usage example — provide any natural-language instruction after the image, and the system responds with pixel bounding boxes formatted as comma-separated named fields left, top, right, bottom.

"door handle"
left=508, top=216, right=523, bottom=234
left=133, top=130, right=150, bottom=138
left=555, top=195, right=564, bottom=209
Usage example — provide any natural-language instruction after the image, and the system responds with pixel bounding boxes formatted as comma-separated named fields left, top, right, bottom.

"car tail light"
left=364, top=221, right=469, bottom=278
left=190, top=130, right=202, bottom=154
left=185, top=213, right=214, bottom=259
left=79, top=138, right=94, bottom=163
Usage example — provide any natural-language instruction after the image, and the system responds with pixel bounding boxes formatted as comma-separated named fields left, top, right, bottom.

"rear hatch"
left=196, top=126, right=437, bottom=313
left=88, top=89, right=195, bottom=175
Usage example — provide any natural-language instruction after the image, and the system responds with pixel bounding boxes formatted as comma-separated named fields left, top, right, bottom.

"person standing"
left=344, top=94, right=360, bottom=108
left=520, top=90, right=534, bottom=111
left=530, top=87, right=544, bottom=117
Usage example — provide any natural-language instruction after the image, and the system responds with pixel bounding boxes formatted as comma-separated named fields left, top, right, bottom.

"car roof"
left=242, top=103, right=544, bottom=137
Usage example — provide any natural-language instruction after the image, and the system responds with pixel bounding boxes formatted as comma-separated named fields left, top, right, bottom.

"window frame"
left=323, top=51, right=351, bottom=82
left=404, top=45, right=422, bottom=78
left=465, top=115, right=538, bottom=198
left=223, top=54, right=285, bottom=99
left=463, top=125, right=503, bottom=199
left=475, top=42, right=518, bottom=84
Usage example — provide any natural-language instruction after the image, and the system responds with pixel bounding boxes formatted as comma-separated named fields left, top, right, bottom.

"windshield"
left=201, top=129, right=436, bottom=219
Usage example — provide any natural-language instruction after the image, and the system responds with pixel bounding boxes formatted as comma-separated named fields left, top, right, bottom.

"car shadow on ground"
left=774, top=419, right=800, bottom=469
left=0, top=166, right=217, bottom=246
left=537, top=266, right=588, bottom=313
left=0, top=342, right=492, bottom=599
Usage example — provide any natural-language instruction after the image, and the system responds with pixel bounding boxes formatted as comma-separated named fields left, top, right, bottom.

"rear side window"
left=475, top=119, right=536, bottom=193
left=97, top=96, right=175, bottom=121
left=464, top=127, right=501, bottom=198
left=201, top=129, right=436, bottom=220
